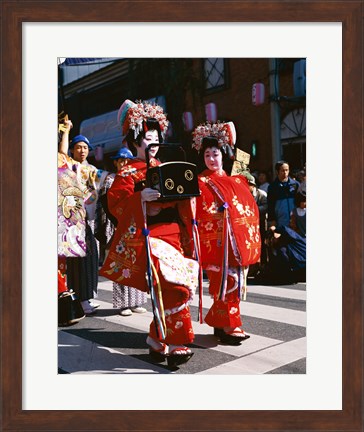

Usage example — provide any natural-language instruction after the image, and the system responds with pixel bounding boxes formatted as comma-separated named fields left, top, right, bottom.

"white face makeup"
left=138, top=130, right=159, bottom=160
left=204, top=146, right=223, bottom=172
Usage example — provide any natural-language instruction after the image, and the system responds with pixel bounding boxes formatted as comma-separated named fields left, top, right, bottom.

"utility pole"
left=269, top=58, right=282, bottom=174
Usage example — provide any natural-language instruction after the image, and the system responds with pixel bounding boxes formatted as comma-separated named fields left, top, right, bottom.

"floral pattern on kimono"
left=77, top=159, right=109, bottom=222
left=197, top=169, right=261, bottom=267
left=99, top=157, right=201, bottom=345
left=103, top=216, right=145, bottom=285
left=100, top=158, right=198, bottom=293
left=58, top=153, right=88, bottom=257
left=57, top=153, right=108, bottom=257
left=149, top=237, right=198, bottom=301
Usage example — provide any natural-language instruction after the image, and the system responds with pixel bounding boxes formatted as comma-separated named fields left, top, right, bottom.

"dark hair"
left=295, top=192, right=306, bottom=206
left=198, top=136, right=233, bottom=173
left=258, top=170, right=270, bottom=182
left=125, top=118, right=163, bottom=156
left=275, top=160, right=289, bottom=172
left=201, top=136, right=219, bottom=152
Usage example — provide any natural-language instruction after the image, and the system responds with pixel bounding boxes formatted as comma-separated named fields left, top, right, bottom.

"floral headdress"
left=192, top=121, right=236, bottom=153
left=117, top=99, right=169, bottom=140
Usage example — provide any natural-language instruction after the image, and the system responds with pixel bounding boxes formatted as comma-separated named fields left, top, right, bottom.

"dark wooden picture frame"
left=1, top=1, right=363, bottom=431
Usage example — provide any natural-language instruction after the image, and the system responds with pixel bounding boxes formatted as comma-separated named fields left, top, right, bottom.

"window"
left=204, top=58, right=227, bottom=92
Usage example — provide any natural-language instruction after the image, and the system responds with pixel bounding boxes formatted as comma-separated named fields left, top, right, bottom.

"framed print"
left=1, top=1, right=362, bottom=431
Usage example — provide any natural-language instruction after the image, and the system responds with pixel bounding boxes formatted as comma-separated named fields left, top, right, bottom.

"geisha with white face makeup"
left=203, top=145, right=223, bottom=174
left=193, top=121, right=261, bottom=345
left=100, top=99, right=199, bottom=368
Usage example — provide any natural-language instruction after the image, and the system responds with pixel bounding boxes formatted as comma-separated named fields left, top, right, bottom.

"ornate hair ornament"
left=117, top=99, right=169, bottom=140
left=192, top=121, right=236, bottom=153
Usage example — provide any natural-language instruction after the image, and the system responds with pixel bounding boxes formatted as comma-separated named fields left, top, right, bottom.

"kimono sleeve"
left=107, top=172, right=142, bottom=221
left=86, top=166, right=109, bottom=194
left=176, top=198, right=195, bottom=258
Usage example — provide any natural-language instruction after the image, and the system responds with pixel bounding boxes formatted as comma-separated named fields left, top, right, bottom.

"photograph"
left=57, top=57, right=307, bottom=375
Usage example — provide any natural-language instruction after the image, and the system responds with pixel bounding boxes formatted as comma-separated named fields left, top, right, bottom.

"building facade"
left=59, top=57, right=306, bottom=177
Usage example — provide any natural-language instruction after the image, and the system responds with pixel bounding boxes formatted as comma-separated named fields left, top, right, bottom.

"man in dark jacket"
left=267, top=161, right=299, bottom=229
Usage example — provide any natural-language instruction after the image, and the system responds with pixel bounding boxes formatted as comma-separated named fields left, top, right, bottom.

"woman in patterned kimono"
left=58, top=147, right=92, bottom=326
left=192, top=122, right=261, bottom=344
left=58, top=119, right=108, bottom=315
left=100, top=100, right=200, bottom=367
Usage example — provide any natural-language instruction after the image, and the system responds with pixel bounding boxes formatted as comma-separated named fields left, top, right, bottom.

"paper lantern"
left=205, top=103, right=217, bottom=122
left=252, top=83, right=265, bottom=106
left=226, top=121, right=236, bottom=146
left=182, top=112, right=194, bottom=131
left=94, top=145, right=104, bottom=161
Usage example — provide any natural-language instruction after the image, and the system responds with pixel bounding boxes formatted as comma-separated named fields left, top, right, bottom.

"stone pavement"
left=58, top=276, right=306, bottom=375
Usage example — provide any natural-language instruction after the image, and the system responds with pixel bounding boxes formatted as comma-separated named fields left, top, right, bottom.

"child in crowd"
left=290, top=192, right=306, bottom=238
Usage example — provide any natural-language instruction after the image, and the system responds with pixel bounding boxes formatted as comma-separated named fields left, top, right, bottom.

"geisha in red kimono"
left=100, top=100, right=200, bottom=367
left=192, top=121, right=261, bottom=345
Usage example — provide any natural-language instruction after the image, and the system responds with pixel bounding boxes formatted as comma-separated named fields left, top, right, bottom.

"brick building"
left=59, top=58, right=305, bottom=177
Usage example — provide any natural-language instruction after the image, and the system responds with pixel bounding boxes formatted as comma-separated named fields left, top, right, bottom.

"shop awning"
left=80, top=110, right=122, bottom=155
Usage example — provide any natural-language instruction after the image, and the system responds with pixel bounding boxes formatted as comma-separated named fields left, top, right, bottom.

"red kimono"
left=196, top=169, right=261, bottom=328
left=100, top=158, right=200, bottom=345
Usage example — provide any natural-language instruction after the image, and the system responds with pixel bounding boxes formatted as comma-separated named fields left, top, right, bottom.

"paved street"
left=58, top=276, right=306, bottom=375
